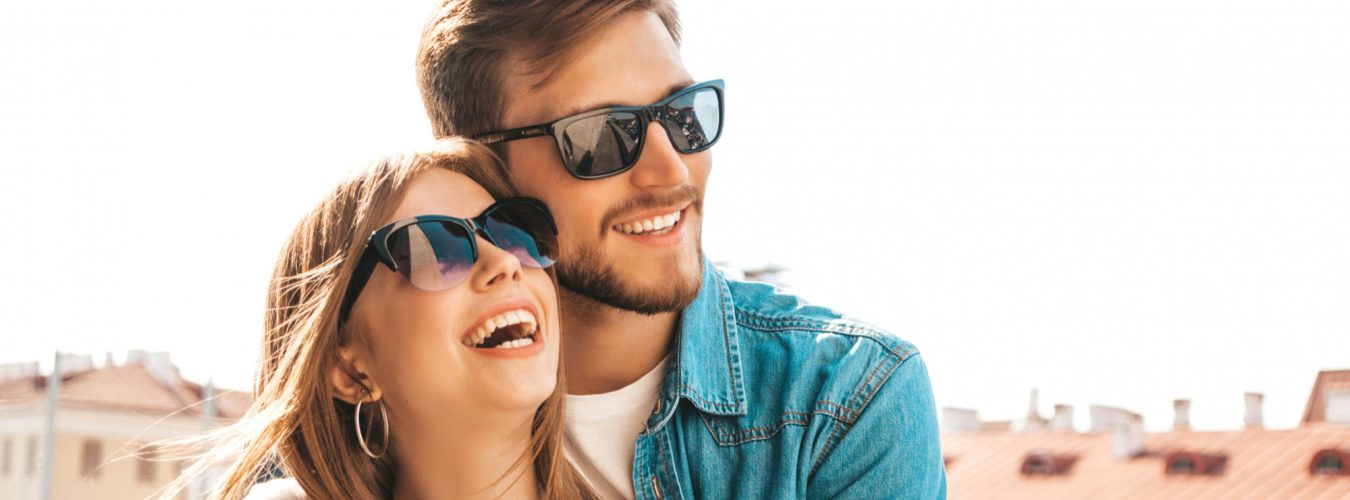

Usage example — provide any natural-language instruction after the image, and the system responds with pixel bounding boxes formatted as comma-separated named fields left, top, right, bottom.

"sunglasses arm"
left=339, top=249, right=382, bottom=325
left=475, top=125, right=550, bottom=145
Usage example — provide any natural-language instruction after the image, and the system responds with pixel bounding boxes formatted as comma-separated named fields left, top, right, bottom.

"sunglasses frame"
left=339, top=197, right=558, bottom=324
left=474, top=79, right=725, bottom=180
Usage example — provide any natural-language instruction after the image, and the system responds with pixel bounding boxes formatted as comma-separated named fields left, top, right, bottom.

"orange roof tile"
left=0, top=364, right=248, bottom=419
left=943, top=425, right=1350, bottom=499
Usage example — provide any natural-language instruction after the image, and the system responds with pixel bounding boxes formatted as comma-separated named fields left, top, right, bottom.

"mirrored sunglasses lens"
left=560, top=111, right=642, bottom=177
left=484, top=204, right=557, bottom=269
left=664, top=87, right=721, bottom=152
left=387, top=221, right=475, bottom=291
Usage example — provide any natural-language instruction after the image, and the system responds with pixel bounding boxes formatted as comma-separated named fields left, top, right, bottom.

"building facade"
left=0, top=352, right=247, bottom=500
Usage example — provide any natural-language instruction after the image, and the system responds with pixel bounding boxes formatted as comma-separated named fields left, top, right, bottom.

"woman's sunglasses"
left=338, top=197, right=559, bottom=324
left=474, top=79, right=725, bottom=180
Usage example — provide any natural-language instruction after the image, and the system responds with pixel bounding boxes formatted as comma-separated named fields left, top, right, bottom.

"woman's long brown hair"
left=159, top=138, right=594, bottom=499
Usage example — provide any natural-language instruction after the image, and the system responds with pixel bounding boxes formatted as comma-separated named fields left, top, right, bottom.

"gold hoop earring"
left=354, top=388, right=389, bottom=459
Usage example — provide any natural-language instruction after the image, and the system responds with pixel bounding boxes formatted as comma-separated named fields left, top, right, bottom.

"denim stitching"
left=809, top=354, right=907, bottom=478
left=809, top=418, right=850, bottom=479
left=657, top=431, right=672, bottom=499
left=815, top=400, right=860, bottom=422
left=715, top=277, right=745, bottom=409
left=850, top=356, right=904, bottom=427
left=676, top=385, right=741, bottom=409
left=733, top=309, right=915, bottom=361
left=842, top=358, right=892, bottom=420
left=700, top=410, right=858, bottom=446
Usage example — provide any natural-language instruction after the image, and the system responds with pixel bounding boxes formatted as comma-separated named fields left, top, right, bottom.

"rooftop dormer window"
left=1310, top=449, right=1349, bottom=476
left=1163, top=451, right=1227, bottom=476
left=1168, top=457, right=1194, bottom=474
left=1021, top=454, right=1078, bottom=476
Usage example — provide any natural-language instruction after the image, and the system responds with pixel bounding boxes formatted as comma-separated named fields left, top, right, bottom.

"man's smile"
left=613, top=206, right=683, bottom=235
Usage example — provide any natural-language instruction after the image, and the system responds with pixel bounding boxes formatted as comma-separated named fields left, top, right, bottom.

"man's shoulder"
left=722, top=278, right=923, bottom=423
left=725, top=278, right=918, bottom=361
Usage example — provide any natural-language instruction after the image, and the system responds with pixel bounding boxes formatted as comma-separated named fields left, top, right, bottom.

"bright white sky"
left=2, top=0, right=1347, bottom=432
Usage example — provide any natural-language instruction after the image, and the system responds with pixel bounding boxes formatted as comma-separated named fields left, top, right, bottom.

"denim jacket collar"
left=665, top=257, right=748, bottom=417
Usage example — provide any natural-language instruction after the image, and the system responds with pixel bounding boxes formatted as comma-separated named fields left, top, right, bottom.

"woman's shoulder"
left=244, top=477, right=307, bottom=500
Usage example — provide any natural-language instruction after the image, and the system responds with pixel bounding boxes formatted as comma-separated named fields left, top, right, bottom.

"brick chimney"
left=1173, top=399, right=1191, bottom=431
left=1244, top=392, right=1264, bottom=429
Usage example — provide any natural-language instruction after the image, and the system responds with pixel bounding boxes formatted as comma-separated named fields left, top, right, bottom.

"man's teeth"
left=614, top=210, right=681, bottom=235
left=463, top=308, right=538, bottom=347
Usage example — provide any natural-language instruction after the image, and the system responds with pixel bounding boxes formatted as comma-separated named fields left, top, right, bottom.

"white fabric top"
left=564, top=356, right=669, bottom=500
left=244, top=477, right=306, bottom=500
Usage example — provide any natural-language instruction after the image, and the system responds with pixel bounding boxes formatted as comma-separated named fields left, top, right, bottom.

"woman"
left=169, top=139, right=595, bottom=499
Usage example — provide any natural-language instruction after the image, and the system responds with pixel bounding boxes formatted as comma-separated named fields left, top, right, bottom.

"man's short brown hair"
left=416, top=0, right=682, bottom=139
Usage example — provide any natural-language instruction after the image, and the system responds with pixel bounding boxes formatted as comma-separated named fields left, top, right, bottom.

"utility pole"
left=40, top=351, right=61, bottom=500
left=192, top=378, right=217, bottom=499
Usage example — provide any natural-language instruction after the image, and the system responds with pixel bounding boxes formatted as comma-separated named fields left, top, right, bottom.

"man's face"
left=497, top=11, right=710, bottom=314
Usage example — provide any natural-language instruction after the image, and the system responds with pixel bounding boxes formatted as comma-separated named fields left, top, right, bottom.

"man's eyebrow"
left=548, top=80, right=697, bottom=122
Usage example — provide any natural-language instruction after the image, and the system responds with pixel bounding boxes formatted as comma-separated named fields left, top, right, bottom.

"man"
left=416, top=1, right=946, bottom=498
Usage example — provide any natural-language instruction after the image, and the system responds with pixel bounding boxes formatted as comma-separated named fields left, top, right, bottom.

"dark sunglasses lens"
left=484, top=203, right=557, bottom=269
left=387, top=221, right=475, bottom=291
left=560, top=111, right=643, bottom=177
left=662, top=87, right=721, bottom=152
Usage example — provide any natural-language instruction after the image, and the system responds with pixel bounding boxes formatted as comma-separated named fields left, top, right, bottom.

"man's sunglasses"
left=474, top=79, right=725, bottom=180
left=339, top=197, right=559, bottom=324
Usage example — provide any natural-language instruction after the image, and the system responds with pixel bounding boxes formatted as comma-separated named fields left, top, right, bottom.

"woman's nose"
left=469, top=234, right=524, bottom=290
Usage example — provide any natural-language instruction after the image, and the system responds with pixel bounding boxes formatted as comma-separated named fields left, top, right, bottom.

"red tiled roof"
left=943, top=425, right=1350, bottom=499
left=0, top=364, right=248, bottom=419
left=1303, top=370, right=1350, bottom=424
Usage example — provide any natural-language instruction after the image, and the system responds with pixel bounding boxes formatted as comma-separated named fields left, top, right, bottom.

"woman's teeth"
left=463, top=308, right=538, bottom=348
left=614, top=210, right=680, bottom=235
left=496, top=337, right=535, bottom=349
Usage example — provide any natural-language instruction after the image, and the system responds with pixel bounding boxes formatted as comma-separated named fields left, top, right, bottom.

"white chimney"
left=126, top=349, right=148, bottom=365
left=1051, top=405, right=1075, bottom=432
left=1023, top=389, right=1047, bottom=431
left=942, top=408, right=981, bottom=433
left=1244, top=392, right=1264, bottom=429
left=1090, top=405, right=1133, bottom=433
left=1325, top=391, right=1350, bottom=424
left=1112, top=413, right=1147, bottom=459
left=141, top=352, right=180, bottom=388
left=56, top=353, right=93, bottom=375
left=1174, top=399, right=1191, bottom=431
left=0, top=362, right=39, bottom=381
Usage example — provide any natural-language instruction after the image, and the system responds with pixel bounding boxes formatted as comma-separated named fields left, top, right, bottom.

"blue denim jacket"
left=631, top=259, right=947, bottom=499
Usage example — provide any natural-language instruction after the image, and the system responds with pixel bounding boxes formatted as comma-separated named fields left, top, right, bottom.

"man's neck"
left=393, top=410, right=539, bottom=500
left=560, top=288, right=678, bottom=395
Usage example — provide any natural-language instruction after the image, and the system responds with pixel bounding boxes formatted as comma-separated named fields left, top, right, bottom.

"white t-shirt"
left=564, top=357, right=669, bottom=500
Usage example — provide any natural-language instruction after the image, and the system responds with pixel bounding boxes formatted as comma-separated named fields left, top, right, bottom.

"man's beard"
left=555, top=235, right=704, bottom=315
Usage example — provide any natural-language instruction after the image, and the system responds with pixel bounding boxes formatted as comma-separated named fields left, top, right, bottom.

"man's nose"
left=626, top=122, right=690, bottom=188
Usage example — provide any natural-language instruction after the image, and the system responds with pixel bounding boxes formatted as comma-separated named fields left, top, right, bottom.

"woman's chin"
left=471, top=368, right=558, bottom=412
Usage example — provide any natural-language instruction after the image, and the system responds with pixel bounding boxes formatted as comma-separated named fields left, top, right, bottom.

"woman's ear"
left=330, top=343, right=382, bottom=405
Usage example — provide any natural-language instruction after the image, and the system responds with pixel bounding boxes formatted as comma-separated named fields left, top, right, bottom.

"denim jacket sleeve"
left=806, top=353, right=947, bottom=498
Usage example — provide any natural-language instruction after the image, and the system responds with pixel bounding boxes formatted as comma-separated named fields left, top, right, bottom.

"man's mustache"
left=601, top=185, right=702, bottom=229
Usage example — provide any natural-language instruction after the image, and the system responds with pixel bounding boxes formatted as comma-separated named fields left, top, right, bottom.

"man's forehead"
left=498, top=11, right=691, bottom=127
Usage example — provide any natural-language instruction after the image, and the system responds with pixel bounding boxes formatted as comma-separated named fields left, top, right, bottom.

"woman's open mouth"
left=461, top=308, right=539, bottom=349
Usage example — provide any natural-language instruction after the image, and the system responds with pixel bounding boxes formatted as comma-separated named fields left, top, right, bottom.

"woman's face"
left=349, top=169, right=560, bottom=421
